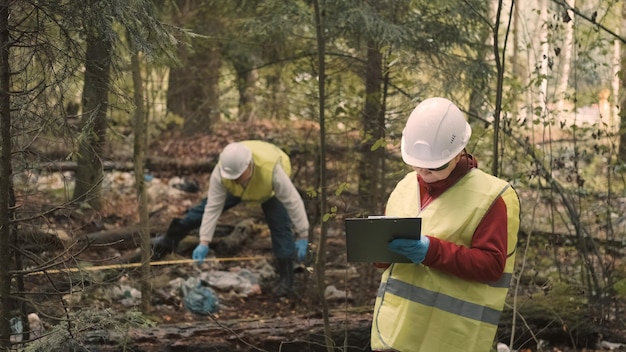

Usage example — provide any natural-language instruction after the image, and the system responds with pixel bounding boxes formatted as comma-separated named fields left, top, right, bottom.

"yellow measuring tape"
left=19, top=256, right=271, bottom=276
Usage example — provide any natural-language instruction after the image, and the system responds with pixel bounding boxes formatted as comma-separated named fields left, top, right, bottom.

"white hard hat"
left=400, top=97, right=471, bottom=168
left=219, top=142, right=252, bottom=179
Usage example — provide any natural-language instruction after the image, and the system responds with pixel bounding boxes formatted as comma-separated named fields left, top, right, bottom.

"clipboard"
left=344, top=217, right=422, bottom=263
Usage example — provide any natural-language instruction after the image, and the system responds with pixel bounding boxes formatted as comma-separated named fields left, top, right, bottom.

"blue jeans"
left=180, top=195, right=295, bottom=259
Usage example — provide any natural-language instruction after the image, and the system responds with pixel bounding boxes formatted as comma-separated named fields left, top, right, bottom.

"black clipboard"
left=344, top=217, right=422, bottom=263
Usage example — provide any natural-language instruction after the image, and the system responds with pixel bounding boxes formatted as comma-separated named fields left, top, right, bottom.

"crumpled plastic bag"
left=10, top=317, right=22, bottom=343
left=199, top=269, right=261, bottom=297
left=182, top=277, right=219, bottom=315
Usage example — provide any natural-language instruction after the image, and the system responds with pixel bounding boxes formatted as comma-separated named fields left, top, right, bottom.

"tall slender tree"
left=129, top=36, right=151, bottom=313
left=0, top=1, right=12, bottom=346
left=358, top=39, right=386, bottom=214
left=620, top=1, right=626, bottom=162
left=311, top=2, right=334, bottom=350
left=72, top=15, right=112, bottom=210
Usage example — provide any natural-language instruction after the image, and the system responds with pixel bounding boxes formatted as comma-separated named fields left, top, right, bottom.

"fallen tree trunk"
left=35, top=155, right=219, bottom=173
left=95, top=219, right=254, bottom=264
left=79, top=225, right=168, bottom=249
left=83, top=312, right=373, bottom=352
left=79, top=222, right=242, bottom=251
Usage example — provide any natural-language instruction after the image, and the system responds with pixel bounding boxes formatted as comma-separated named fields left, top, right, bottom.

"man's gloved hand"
left=192, top=244, right=209, bottom=264
left=388, top=236, right=430, bottom=264
left=295, top=239, right=308, bottom=262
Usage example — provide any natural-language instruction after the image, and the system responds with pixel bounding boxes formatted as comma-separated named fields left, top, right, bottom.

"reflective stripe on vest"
left=222, top=140, right=291, bottom=202
left=371, top=169, right=520, bottom=352
left=377, top=276, right=509, bottom=326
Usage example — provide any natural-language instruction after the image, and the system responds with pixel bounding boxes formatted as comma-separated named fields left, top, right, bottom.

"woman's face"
left=412, top=154, right=461, bottom=183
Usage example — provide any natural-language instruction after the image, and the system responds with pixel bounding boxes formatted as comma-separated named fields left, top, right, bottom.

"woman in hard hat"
left=154, top=140, right=310, bottom=297
left=371, top=97, right=520, bottom=352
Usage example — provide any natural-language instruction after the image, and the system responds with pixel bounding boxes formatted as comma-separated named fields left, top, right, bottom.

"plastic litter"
left=111, top=285, right=142, bottom=307
left=10, top=317, right=22, bottom=343
left=170, top=177, right=199, bottom=193
left=182, top=277, right=219, bottom=315
left=496, top=342, right=510, bottom=352
left=600, top=340, right=624, bottom=350
left=28, top=313, right=45, bottom=338
left=199, top=268, right=262, bottom=297
left=324, top=285, right=352, bottom=301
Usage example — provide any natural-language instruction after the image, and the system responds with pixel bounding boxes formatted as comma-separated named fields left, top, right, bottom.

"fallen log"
left=79, top=225, right=168, bottom=249
left=34, top=155, right=219, bottom=173
left=79, top=222, right=242, bottom=251
left=82, top=312, right=373, bottom=352
left=97, top=219, right=255, bottom=264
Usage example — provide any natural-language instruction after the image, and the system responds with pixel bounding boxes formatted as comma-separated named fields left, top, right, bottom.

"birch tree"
left=555, top=0, right=575, bottom=113
left=619, top=1, right=626, bottom=161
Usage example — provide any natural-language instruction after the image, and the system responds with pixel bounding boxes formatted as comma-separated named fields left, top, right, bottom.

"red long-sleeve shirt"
left=375, top=155, right=508, bottom=282
left=419, top=155, right=509, bottom=282
left=374, top=155, right=508, bottom=282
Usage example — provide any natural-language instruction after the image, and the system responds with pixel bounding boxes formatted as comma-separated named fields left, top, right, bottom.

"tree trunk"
left=235, top=65, right=258, bottom=122
left=511, top=1, right=530, bottom=122
left=263, top=47, right=289, bottom=120
left=129, top=39, right=152, bottom=314
left=611, top=31, right=620, bottom=137
left=555, top=0, right=575, bottom=113
left=468, top=0, right=495, bottom=122
left=538, top=0, right=549, bottom=112
left=0, top=1, right=12, bottom=346
left=166, top=0, right=221, bottom=135
left=73, top=22, right=112, bottom=211
left=357, top=40, right=385, bottom=214
left=619, top=1, right=626, bottom=162
left=312, top=2, right=334, bottom=351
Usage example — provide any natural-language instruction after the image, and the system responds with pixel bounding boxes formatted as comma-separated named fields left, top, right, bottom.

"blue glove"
left=192, top=244, right=209, bottom=264
left=388, top=236, right=430, bottom=264
left=295, top=239, right=308, bottom=262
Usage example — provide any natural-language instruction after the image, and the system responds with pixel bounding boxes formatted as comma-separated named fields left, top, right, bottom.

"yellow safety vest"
left=371, top=169, right=520, bottom=352
left=221, top=140, right=291, bottom=203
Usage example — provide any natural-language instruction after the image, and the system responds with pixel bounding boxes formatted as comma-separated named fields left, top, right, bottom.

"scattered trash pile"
left=170, top=265, right=268, bottom=315
left=107, top=260, right=274, bottom=315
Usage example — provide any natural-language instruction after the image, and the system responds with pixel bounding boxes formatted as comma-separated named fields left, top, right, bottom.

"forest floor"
left=16, top=120, right=626, bottom=351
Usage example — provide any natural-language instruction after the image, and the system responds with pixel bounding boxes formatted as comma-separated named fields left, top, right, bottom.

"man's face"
left=235, top=163, right=253, bottom=185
